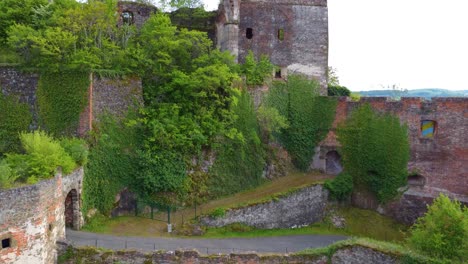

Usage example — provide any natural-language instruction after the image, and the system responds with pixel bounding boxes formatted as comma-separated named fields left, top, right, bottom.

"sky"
left=202, top=0, right=468, bottom=91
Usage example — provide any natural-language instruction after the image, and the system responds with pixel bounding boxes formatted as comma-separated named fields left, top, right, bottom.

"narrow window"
left=121, top=11, right=134, bottom=25
left=2, top=238, right=11, bottom=249
left=246, top=28, right=253, bottom=39
left=275, top=69, right=282, bottom=79
left=421, top=120, right=436, bottom=138
left=278, top=29, right=284, bottom=41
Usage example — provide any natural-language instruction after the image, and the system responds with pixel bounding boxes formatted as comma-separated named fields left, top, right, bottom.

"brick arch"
left=64, top=189, right=80, bottom=230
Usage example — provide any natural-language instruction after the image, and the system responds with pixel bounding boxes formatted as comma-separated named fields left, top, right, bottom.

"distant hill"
left=358, top=89, right=468, bottom=99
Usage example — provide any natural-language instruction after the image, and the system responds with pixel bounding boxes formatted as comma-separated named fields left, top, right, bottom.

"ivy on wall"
left=265, top=75, right=337, bottom=171
left=37, top=71, right=89, bottom=136
left=208, top=90, right=266, bottom=197
left=337, top=104, right=410, bottom=203
left=0, top=93, right=32, bottom=155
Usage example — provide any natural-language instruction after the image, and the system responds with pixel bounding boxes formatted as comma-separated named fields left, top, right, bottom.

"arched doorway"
left=326, top=151, right=343, bottom=175
left=65, top=189, right=79, bottom=229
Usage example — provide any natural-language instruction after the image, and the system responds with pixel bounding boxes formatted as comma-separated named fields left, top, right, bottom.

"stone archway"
left=65, top=189, right=79, bottom=230
left=325, top=151, right=343, bottom=175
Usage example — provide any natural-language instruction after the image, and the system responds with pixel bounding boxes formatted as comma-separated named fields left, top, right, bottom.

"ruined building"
left=217, top=0, right=329, bottom=94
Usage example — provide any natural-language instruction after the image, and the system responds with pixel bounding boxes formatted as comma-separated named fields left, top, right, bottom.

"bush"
left=337, top=104, right=410, bottom=203
left=408, top=194, right=468, bottom=262
left=0, top=160, right=18, bottom=189
left=328, top=85, right=351, bottom=96
left=60, top=137, right=88, bottom=166
left=209, top=207, right=226, bottom=219
left=0, top=93, right=32, bottom=155
left=324, top=172, right=353, bottom=201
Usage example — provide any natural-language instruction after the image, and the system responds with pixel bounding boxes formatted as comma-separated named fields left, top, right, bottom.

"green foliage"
left=208, top=90, right=265, bottom=197
left=408, top=194, right=468, bottom=262
left=240, top=51, right=274, bottom=86
left=328, top=85, right=351, bottom=96
left=0, top=160, right=18, bottom=189
left=209, top=207, right=226, bottom=219
left=169, top=7, right=217, bottom=33
left=256, top=105, right=289, bottom=142
left=83, top=114, right=142, bottom=215
left=324, top=173, right=353, bottom=201
left=327, top=66, right=340, bottom=87
left=37, top=71, right=89, bottom=136
left=60, top=137, right=88, bottom=166
left=265, top=75, right=337, bottom=170
left=337, top=104, right=410, bottom=203
left=0, top=93, right=32, bottom=155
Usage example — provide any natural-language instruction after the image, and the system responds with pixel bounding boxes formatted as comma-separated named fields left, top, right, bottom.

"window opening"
left=421, top=120, right=436, bottom=138
left=278, top=29, right=284, bottom=40
left=121, top=11, right=134, bottom=25
left=2, top=238, right=11, bottom=249
left=246, top=28, right=253, bottom=39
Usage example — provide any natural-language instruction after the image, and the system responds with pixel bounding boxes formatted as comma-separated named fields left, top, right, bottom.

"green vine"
left=37, top=71, right=89, bottom=136
left=337, top=104, right=410, bottom=203
left=0, top=92, right=32, bottom=155
left=265, top=75, right=337, bottom=170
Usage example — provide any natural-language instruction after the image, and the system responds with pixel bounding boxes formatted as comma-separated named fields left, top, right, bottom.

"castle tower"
left=217, top=0, right=329, bottom=94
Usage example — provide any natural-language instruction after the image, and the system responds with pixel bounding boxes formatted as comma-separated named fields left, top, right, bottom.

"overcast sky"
left=202, top=0, right=468, bottom=91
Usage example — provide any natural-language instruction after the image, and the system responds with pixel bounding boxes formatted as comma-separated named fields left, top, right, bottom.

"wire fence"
left=68, top=235, right=298, bottom=255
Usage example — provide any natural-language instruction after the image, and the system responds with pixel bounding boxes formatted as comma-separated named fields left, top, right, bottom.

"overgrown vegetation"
left=408, top=194, right=468, bottom=262
left=0, top=93, right=32, bottom=155
left=37, top=71, right=90, bottom=136
left=324, top=172, right=353, bottom=201
left=337, top=104, right=410, bottom=202
left=265, top=75, right=337, bottom=170
left=240, top=51, right=274, bottom=86
left=0, top=131, right=87, bottom=188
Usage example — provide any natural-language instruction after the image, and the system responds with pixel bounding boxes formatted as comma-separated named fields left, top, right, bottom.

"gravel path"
left=66, top=229, right=347, bottom=254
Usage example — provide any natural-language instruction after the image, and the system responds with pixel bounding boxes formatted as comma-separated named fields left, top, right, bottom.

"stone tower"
left=217, top=0, right=329, bottom=94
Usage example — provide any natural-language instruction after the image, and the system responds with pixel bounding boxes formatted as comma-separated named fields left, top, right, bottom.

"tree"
left=408, top=194, right=468, bottom=261
left=337, top=104, right=410, bottom=202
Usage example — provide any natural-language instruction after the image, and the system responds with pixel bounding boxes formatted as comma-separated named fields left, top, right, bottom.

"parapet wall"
left=0, top=169, right=83, bottom=264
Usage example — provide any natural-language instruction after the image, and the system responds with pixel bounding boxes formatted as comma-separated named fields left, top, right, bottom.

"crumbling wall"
left=314, top=97, right=468, bottom=223
left=217, top=0, right=328, bottom=93
left=117, top=1, right=157, bottom=29
left=0, top=169, right=83, bottom=264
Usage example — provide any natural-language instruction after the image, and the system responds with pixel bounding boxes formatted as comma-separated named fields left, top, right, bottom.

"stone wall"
left=217, top=0, right=329, bottom=94
left=313, top=96, right=468, bottom=224
left=57, top=241, right=421, bottom=264
left=0, top=169, right=83, bottom=264
left=0, top=66, right=39, bottom=129
left=117, top=1, right=157, bottom=29
left=201, top=184, right=328, bottom=229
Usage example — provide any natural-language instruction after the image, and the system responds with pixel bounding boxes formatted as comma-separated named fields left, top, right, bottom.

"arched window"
left=121, top=11, right=134, bottom=25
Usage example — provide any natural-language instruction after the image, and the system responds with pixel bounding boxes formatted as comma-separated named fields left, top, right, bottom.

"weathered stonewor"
left=217, top=0, right=329, bottom=94
left=313, top=97, right=468, bottom=224
left=117, top=1, right=157, bottom=29
left=0, top=169, right=83, bottom=264
left=200, top=184, right=328, bottom=229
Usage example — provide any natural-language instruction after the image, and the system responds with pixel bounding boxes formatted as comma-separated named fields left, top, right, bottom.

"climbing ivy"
left=337, top=104, right=410, bottom=203
left=208, top=89, right=266, bottom=197
left=37, top=71, right=89, bottom=136
left=0, top=92, right=32, bottom=155
left=265, top=75, right=337, bottom=171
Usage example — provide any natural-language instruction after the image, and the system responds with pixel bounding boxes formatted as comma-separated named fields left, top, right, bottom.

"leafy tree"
left=327, top=66, right=340, bottom=87
left=337, top=104, right=410, bottom=202
left=408, top=194, right=468, bottom=262
left=328, top=85, right=351, bottom=97
left=240, top=51, right=274, bottom=86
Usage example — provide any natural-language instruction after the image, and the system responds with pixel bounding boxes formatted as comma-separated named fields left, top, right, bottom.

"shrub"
left=60, top=137, right=88, bottom=166
left=0, top=93, right=32, bottom=155
left=0, top=160, right=18, bottom=189
left=408, top=194, right=468, bottom=262
left=209, top=207, right=226, bottom=219
left=328, top=85, right=351, bottom=96
left=324, top=172, right=353, bottom=201
left=337, top=104, right=410, bottom=203
left=240, top=50, right=274, bottom=86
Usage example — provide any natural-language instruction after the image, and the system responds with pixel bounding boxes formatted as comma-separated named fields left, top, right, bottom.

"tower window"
left=278, top=29, right=284, bottom=41
left=121, top=11, right=134, bottom=25
left=1, top=238, right=11, bottom=249
left=275, top=69, right=282, bottom=79
left=246, top=28, right=253, bottom=39
left=421, top=120, right=436, bottom=138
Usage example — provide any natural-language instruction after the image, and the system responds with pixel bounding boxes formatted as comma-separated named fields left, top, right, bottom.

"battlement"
left=242, top=0, right=327, bottom=6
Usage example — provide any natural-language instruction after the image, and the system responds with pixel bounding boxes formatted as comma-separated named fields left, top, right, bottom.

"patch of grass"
left=83, top=171, right=331, bottom=237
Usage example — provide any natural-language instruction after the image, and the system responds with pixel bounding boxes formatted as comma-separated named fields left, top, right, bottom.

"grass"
left=83, top=171, right=331, bottom=237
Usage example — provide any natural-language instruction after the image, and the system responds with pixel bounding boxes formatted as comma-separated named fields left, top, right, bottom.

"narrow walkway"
left=66, top=229, right=347, bottom=254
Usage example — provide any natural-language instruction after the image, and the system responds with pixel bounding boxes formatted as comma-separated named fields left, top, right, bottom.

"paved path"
left=66, top=229, right=347, bottom=254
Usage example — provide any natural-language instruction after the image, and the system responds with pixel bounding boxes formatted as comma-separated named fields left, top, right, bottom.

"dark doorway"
left=326, top=151, right=343, bottom=175
left=65, top=189, right=78, bottom=229
left=246, top=28, right=253, bottom=39
left=408, top=175, right=426, bottom=187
